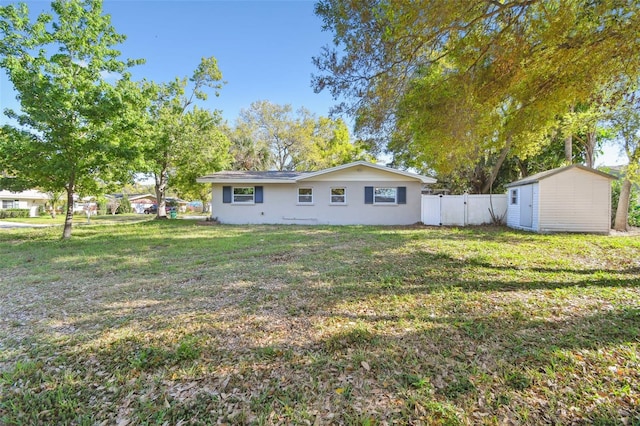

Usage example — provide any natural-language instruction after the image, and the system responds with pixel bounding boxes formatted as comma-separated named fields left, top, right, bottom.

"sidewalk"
left=0, top=220, right=53, bottom=228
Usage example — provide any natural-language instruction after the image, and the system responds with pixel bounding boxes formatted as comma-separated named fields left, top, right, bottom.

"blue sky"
left=0, top=0, right=626, bottom=165
left=1, top=0, right=337, bottom=124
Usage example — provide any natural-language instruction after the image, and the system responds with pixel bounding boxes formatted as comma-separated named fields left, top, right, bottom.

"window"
left=2, top=200, right=18, bottom=209
left=298, top=188, right=313, bottom=204
left=365, top=186, right=406, bottom=205
left=330, top=187, right=346, bottom=204
left=233, top=187, right=254, bottom=203
left=374, top=187, right=397, bottom=204
left=510, top=189, right=518, bottom=205
left=223, top=186, right=263, bottom=204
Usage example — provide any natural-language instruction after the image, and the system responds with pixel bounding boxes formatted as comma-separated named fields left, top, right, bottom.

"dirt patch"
left=610, top=226, right=640, bottom=236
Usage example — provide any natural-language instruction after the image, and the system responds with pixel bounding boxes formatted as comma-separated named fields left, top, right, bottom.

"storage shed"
left=505, top=165, right=616, bottom=234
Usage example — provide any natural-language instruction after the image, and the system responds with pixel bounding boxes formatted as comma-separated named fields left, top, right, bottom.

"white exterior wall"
left=211, top=180, right=423, bottom=225
left=538, top=168, right=611, bottom=234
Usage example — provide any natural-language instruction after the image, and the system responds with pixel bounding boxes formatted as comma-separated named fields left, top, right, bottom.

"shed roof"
left=506, top=165, right=617, bottom=188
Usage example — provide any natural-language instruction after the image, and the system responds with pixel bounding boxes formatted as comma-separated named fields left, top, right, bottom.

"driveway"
left=0, top=220, right=52, bottom=228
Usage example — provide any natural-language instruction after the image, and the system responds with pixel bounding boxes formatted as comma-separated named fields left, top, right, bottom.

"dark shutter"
left=364, top=186, right=373, bottom=204
left=255, top=186, right=264, bottom=203
left=222, top=186, right=232, bottom=203
left=397, top=186, right=407, bottom=204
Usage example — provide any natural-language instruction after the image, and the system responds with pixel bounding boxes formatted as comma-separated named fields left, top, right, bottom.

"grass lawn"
left=0, top=222, right=638, bottom=425
left=1, top=213, right=155, bottom=226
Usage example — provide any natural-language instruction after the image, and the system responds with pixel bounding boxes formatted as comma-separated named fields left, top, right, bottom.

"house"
left=505, top=165, right=616, bottom=234
left=0, top=189, right=50, bottom=217
left=196, top=161, right=437, bottom=225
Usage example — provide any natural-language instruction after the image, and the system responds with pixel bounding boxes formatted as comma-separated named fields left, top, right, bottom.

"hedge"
left=0, top=209, right=30, bottom=219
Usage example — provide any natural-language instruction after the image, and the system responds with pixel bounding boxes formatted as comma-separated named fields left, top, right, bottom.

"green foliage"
left=139, top=58, right=230, bottom=218
left=0, top=0, right=147, bottom=238
left=314, top=0, right=640, bottom=189
left=232, top=100, right=371, bottom=171
left=0, top=208, right=29, bottom=219
left=96, top=195, right=108, bottom=215
left=119, top=194, right=132, bottom=214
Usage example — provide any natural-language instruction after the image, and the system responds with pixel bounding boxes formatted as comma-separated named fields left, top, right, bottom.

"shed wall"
left=538, top=168, right=611, bottom=233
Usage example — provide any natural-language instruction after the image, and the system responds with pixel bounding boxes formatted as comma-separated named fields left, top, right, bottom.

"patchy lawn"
left=0, top=222, right=638, bottom=425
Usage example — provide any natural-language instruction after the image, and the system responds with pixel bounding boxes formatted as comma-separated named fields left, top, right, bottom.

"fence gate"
left=421, top=195, right=442, bottom=225
left=421, top=194, right=507, bottom=226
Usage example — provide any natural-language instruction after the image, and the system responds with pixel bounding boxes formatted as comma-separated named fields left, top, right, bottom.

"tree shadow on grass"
left=3, top=295, right=637, bottom=424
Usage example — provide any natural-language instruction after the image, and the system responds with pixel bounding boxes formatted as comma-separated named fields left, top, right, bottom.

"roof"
left=197, top=170, right=306, bottom=184
left=506, top=164, right=617, bottom=188
left=0, top=189, right=50, bottom=200
left=106, top=193, right=155, bottom=201
left=197, top=161, right=437, bottom=184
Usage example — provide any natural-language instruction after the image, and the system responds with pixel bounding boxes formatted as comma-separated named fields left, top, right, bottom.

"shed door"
left=519, top=185, right=533, bottom=228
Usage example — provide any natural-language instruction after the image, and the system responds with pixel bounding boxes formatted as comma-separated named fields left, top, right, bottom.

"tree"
left=170, top=108, right=231, bottom=212
left=233, top=101, right=370, bottom=171
left=140, top=57, right=227, bottom=219
left=229, top=134, right=272, bottom=171
left=235, top=101, right=313, bottom=171
left=296, top=116, right=374, bottom=170
left=0, top=0, right=145, bottom=238
left=314, top=0, right=640, bottom=187
left=609, top=89, right=640, bottom=231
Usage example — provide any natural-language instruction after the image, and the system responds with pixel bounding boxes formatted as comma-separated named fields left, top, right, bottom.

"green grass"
left=0, top=213, right=154, bottom=225
left=0, top=222, right=638, bottom=424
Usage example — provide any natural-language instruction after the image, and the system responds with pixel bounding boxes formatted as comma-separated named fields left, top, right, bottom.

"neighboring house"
left=0, top=189, right=50, bottom=217
left=106, top=193, right=157, bottom=214
left=197, top=161, right=437, bottom=225
left=506, top=165, right=616, bottom=234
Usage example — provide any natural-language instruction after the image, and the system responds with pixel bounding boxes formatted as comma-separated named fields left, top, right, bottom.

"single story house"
left=197, top=161, right=437, bottom=225
left=505, top=164, right=616, bottom=234
left=0, top=189, right=50, bottom=217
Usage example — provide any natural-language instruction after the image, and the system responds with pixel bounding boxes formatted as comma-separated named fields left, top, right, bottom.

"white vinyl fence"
left=421, top=194, right=507, bottom=226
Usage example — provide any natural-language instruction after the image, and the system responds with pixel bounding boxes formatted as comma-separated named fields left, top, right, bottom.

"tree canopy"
left=0, top=0, right=145, bottom=238
left=314, top=0, right=640, bottom=188
left=232, top=100, right=371, bottom=171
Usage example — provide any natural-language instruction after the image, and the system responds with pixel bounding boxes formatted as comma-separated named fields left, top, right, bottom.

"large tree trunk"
left=62, top=183, right=74, bottom=239
left=564, top=104, right=574, bottom=163
left=613, top=178, right=632, bottom=232
left=480, top=136, right=511, bottom=194
left=154, top=170, right=168, bottom=219
left=585, top=130, right=596, bottom=168
left=564, top=134, right=572, bottom=163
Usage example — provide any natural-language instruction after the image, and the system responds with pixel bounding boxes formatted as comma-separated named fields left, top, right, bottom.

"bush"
left=0, top=209, right=30, bottom=219
left=119, top=194, right=132, bottom=214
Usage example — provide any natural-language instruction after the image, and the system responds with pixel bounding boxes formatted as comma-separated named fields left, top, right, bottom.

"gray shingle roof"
left=199, top=170, right=307, bottom=180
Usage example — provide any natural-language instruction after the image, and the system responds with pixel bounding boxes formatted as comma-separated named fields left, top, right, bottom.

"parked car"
left=144, top=204, right=177, bottom=215
left=144, top=205, right=158, bottom=214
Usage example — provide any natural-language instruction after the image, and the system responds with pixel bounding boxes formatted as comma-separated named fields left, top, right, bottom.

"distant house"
left=506, top=165, right=616, bottom=234
left=197, top=161, right=436, bottom=225
left=0, top=189, right=50, bottom=217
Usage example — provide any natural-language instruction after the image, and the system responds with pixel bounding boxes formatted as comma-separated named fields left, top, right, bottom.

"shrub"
left=0, top=208, right=30, bottom=219
left=119, top=194, right=132, bottom=214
